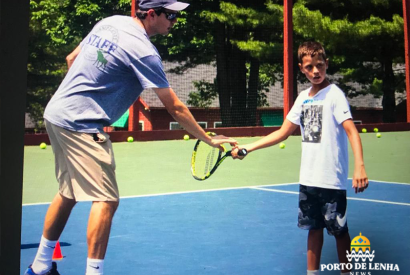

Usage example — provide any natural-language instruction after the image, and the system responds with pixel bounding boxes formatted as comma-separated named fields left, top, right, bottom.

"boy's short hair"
left=298, top=41, right=327, bottom=63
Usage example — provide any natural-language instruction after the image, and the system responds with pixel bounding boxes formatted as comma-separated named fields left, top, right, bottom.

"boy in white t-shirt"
left=232, top=41, right=369, bottom=275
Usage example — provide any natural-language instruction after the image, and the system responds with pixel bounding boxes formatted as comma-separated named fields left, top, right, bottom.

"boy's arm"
left=232, top=119, right=298, bottom=158
left=342, top=119, right=369, bottom=193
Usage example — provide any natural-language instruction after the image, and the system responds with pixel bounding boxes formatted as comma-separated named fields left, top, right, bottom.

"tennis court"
left=21, top=132, right=410, bottom=274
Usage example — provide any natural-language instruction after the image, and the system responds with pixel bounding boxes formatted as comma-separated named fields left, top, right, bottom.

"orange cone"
left=52, top=241, right=64, bottom=260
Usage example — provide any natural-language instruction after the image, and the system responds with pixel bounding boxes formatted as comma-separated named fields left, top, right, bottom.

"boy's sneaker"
left=24, top=262, right=60, bottom=275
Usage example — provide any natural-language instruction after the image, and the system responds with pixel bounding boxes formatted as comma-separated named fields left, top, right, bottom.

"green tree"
left=28, top=0, right=405, bottom=127
left=154, top=0, right=285, bottom=127
left=204, top=1, right=284, bottom=126
left=28, top=0, right=131, bottom=126
left=293, top=0, right=404, bottom=122
left=28, top=0, right=286, bottom=127
left=168, top=0, right=405, bottom=124
left=187, top=80, right=218, bottom=107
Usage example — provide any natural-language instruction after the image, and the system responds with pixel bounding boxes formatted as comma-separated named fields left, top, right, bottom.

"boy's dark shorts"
left=298, top=184, right=348, bottom=236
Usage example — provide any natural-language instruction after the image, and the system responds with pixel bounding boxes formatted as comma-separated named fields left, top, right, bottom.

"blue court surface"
left=21, top=180, right=410, bottom=275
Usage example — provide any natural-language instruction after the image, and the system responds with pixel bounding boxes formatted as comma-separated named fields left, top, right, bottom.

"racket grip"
left=238, top=148, right=247, bottom=156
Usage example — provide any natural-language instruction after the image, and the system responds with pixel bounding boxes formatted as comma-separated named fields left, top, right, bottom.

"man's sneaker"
left=24, top=262, right=60, bottom=275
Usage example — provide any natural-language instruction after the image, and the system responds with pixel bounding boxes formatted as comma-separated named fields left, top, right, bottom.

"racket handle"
left=226, top=148, right=247, bottom=157
left=238, top=148, right=248, bottom=156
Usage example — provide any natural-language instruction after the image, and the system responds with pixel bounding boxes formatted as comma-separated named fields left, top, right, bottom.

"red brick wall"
left=351, top=109, right=383, bottom=124
left=139, top=106, right=152, bottom=131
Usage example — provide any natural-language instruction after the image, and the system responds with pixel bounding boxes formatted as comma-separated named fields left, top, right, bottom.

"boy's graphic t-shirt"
left=44, top=16, right=169, bottom=133
left=287, top=84, right=352, bottom=190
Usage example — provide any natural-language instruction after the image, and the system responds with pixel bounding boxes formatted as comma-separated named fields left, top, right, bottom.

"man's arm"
left=154, top=87, right=237, bottom=148
left=66, top=45, right=81, bottom=69
left=342, top=119, right=369, bottom=193
left=232, top=119, right=298, bottom=158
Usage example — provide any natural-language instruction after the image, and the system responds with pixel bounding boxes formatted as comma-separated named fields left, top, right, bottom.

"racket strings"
left=195, top=143, right=219, bottom=178
left=204, top=146, right=216, bottom=175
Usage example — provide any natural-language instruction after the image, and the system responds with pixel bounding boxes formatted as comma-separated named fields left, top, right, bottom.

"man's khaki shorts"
left=45, top=120, right=119, bottom=202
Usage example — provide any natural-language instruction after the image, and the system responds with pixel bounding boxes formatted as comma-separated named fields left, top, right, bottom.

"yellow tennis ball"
left=376, top=133, right=381, bottom=138
left=279, top=143, right=286, bottom=149
left=373, top=128, right=379, bottom=133
left=127, top=136, right=134, bottom=142
left=361, top=128, right=367, bottom=133
left=39, top=142, right=47, bottom=149
left=183, top=135, right=190, bottom=141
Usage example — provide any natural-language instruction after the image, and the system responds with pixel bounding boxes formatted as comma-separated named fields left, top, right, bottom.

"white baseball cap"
left=139, top=0, right=189, bottom=11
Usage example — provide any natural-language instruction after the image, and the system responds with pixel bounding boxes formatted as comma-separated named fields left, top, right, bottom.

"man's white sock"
left=86, top=258, right=104, bottom=275
left=307, top=270, right=319, bottom=275
left=31, top=236, right=57, bottom=274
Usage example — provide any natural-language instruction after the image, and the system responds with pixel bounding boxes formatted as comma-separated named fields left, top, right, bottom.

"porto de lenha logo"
left=321, top=232, right=400, bottom=274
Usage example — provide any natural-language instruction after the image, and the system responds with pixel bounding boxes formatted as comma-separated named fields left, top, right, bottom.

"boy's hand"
left=352, top=165, right=368, bottom=193
left=231, top=145, right=249, bottom=160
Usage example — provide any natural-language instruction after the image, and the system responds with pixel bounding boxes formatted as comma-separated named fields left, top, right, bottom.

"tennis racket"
left=191, top=132, right=247, bottom=181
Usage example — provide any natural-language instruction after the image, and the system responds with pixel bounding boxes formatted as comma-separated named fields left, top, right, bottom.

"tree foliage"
left=293, top=0, right=404, bottom=122
left=27, top=0, right=406, bottom=126
left=197, top=1, right=284, bottom=126
left=27, top=0, right=131, bottom=127
left=187, top=80, right=218, bottom=108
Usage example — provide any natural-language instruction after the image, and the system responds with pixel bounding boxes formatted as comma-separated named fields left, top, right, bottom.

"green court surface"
left=22, top=131, right=410, bottom=204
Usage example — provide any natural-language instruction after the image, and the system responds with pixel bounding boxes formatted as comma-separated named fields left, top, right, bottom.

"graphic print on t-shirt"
left=84, top=25, right=119, bottom=71
left=300, top=105, right=323, bottom=143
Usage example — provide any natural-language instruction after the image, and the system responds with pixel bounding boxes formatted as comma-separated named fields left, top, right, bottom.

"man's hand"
left=352, top=165, right=368, bottom=193
left=207, top=135, right=238, bottom=151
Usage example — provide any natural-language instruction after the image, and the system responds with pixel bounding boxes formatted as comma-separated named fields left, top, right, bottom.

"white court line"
left=250, top=187, right=410, bottom=207
left=250, top=187, right=299, bottom=195
left=120, top=182, right=300, bottom=200
left=347, top=197, right=410, bottom=206
left=366, top=179, right=410, bottom=185
left=22, top=180, right=409, bottom=207
left=22, top=182, right=299, bottom=206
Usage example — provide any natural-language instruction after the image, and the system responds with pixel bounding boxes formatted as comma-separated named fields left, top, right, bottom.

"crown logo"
left=351, top=232, right=371, bottom=252
left=347, top=232, right=375, bottom=262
